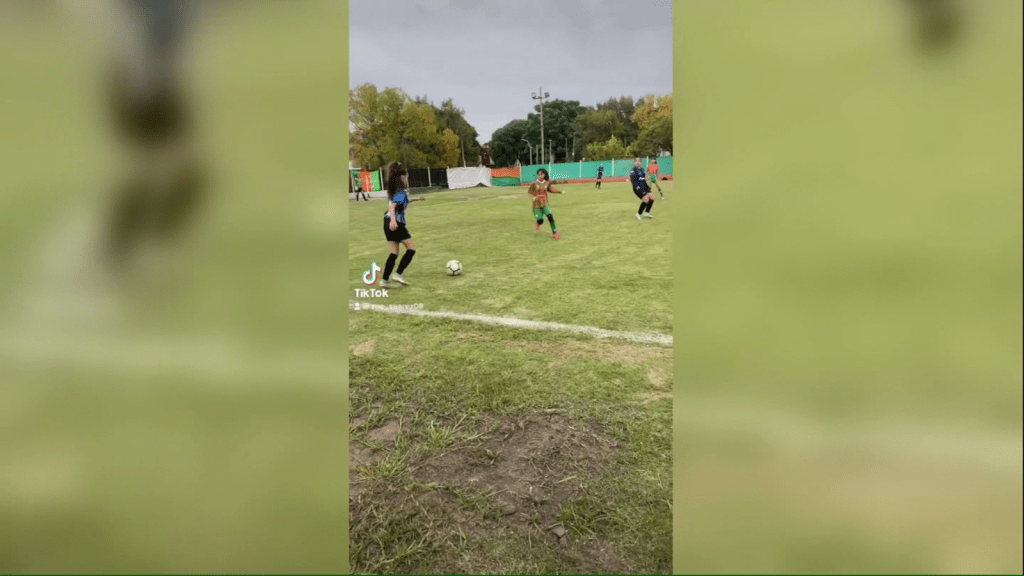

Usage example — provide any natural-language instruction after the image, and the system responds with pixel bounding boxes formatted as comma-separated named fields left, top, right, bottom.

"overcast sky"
left=349, top=0, right=672, bottom=144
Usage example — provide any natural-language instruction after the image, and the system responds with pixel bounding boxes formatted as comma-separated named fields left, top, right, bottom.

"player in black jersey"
left=629, top=158, right=654, bottom=221
left=101, top=0, right=207, bottom=278
left=380, top=162, right=425, bottom=287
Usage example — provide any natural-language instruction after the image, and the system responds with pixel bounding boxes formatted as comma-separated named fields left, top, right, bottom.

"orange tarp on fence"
left=490, top=167, right=520, bottom=178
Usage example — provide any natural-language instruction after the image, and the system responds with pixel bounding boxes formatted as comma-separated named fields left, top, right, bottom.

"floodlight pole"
left=532, top=88, right=550, bottom=165
left=520, top=138, right=532, bottom=165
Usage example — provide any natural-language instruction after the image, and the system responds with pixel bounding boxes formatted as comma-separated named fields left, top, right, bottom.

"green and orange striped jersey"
left=528, top=179, right=559, bottom=209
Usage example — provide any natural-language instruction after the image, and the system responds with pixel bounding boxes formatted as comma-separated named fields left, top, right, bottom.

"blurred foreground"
left=0, top=1, right=346, bottom=572
left=677, top=0, right=1021, bottom=573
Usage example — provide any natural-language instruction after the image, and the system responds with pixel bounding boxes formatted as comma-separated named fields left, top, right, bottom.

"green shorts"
left=649, top=174, right=658, bottom=183
left=532, top=206, right=552, bottom=220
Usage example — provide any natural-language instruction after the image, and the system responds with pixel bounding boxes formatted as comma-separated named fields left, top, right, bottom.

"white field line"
left=677, top=396, right=1023, bottom=476
left=1, top=326, right=1020, bottom=476
left=0, top=328, right=344, bottom=391
left=349, top=301, right=673, bottom=347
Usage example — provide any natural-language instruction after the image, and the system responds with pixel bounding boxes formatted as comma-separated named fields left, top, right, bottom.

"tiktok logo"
left=362, top=262, right=381, bottom=285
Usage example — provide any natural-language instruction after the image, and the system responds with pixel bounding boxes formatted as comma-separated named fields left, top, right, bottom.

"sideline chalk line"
left=349, top=300, right=673, bottom=347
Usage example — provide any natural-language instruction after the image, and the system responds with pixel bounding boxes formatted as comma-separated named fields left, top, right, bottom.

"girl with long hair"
left=380, top=161, right=424, bottom=287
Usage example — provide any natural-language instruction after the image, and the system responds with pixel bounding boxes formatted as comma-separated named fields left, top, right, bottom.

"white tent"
left=446, top=166, right=492, bottom=190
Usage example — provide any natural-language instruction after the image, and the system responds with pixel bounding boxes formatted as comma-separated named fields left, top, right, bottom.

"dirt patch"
left=367, top=419, right=401, bottom=444
left=349, top=399, right=390, bottom=503
left=413, top=412, right=622, bottom=561
left=351, top=339, right=376, bottom=357
left=647, top=367, right=671, bottom=389
left=576, top=537, right=633, bottom=574
left=348, top=444, right=376, bottom=501
left=350, top=410, right=650, bottom=572
left=417, top=412, right=617, bottom=501
left=349, top=399, right=383, bottom=429
left=494, top=195, right=523, bottom=200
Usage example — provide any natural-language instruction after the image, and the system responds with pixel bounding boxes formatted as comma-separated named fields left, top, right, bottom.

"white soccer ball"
left=446, top=260, right=462, bottom=276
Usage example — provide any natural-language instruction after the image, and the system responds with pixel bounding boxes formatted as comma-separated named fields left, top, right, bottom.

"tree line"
left=489, top=94, right=672, bottom=168
left=349, top=84, right=481, bottom=170
left=349, top=84, right=671, bottom=170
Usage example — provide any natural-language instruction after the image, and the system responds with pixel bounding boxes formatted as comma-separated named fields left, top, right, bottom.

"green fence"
left=352, top=159, right=673, bottom=192
left=491, top=176, right=521, bottom=187
left=517, top=156, right=672, bottom=183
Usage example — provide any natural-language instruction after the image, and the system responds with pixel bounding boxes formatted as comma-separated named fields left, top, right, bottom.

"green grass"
left=349, top=183, right=673, bottom=573
left=678, top=0, right=1021, bottom=424
left=0, top=3, right=346, bottom=572
left=676, top=0, right=1022, bottom=573
left=349, top=182, right=673, bottom=334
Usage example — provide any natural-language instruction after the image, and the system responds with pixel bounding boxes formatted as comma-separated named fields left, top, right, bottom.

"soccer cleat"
left=636, top=213, right=643, bottom=221
left=535, top=223, right=541, bottom=231
left=380, top=279, right=390, bottom=288
left=552, top=232, right=560, bottom=239
left=644, top=213, right=654, bottom=219
left=392, top=273, right=409, bottom=286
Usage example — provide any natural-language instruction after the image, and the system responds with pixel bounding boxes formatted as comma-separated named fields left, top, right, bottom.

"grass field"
left=349, top=182, right=673, bottom=573
left=0, top=3, right=346, bottom=572
left=677, top=0, right=1022, bottom=573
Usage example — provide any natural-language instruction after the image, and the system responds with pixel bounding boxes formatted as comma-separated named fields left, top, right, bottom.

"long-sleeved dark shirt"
left=629, top=167, right=650, bottom=193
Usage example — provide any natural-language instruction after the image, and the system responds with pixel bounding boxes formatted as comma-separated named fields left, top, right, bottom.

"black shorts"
left=384, top=220, right=411, bottom=242
left=634, top=189, right=650, bottom=200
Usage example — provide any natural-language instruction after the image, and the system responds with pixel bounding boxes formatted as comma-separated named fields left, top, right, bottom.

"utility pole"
left=532, top=88, right=549, bottom=164
left=521, top=138, right=532, bottom=165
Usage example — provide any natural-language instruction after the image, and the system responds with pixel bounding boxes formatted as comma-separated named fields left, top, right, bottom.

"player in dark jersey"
left=380, top=162, right=424, bottom=287
left=904, top=0, right=963, bottom=53
left=595, top=164, right=604, bottom=189
left=102, top=0, right=206, bottom=279
left=629, top=158, right=655, bottom=220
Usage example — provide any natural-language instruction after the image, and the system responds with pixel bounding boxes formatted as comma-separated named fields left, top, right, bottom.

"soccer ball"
left=446, top=260, right=462, bottom=276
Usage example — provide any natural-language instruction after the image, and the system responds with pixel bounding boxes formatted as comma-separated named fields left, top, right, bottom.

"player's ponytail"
left=384, top=161, right=407, bottom=200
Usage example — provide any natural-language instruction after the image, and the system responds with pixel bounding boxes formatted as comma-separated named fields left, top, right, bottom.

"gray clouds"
left=350, top=0, right=672, bottom=142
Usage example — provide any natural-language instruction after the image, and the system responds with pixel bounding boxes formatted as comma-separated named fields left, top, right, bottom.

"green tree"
left=583, top=135, right=628, bottom=161
left=574, top=108, right=624, bottom=152
left=632, top=93, right=672, bottom=131
left=350, top=83, right=405, bottom=168
left=629, top=93, right=673, bottom=156
left=431, top=98, right=482, bottom=166
left=595, top=96, right=639, bottom=148
left=529, top=99, right=586, bottom=162
left=627, top=115, right=673, bottom=157
left=489, top=119, right=532, bottom=167
left=350, top=83, right=461, bottom=168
